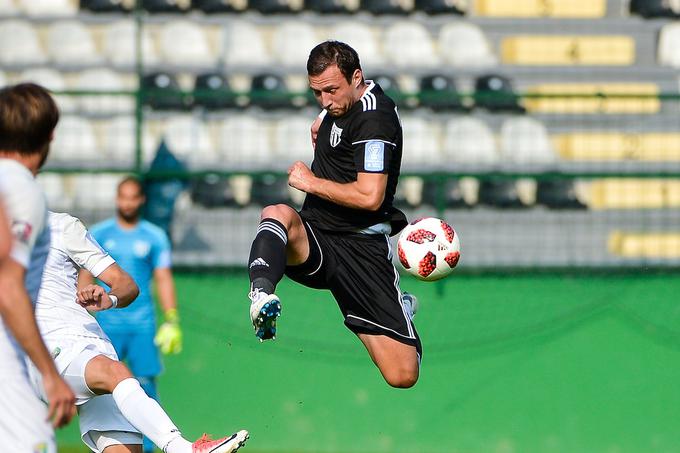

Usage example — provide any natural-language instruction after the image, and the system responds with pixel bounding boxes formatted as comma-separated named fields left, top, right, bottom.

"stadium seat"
left=36, top=173, right=72, bottom=211
left=104, top=20, right=159, bottom=67
left=74, top=68, right=134, bottom=114
left=438, top=23, right=497, bottom=67
left=159, top=20, right=215, bottom=67
left=272, top=21, right=318, bottom=68
left=161, top=115, right=217, bottom=168
left=250, top=0, right=303, bottom=13
left=72, top=174, right=120, bottom=210
left=658, top=23, right=680, bottom=68
left=418, top=74, right=466, bottom=111
left=140, top=72, right=189, bottom=110
left=250, top=174, right=292, bottom=206
left=142, top=0, right=190, bottom=12
left=477, top=178, right=525, bottom=208
left=588, top=179, right=677, bottom=210
left=328, top=22, right=383, bottom=68
left=306, top=0, right=355, bottom=14
left=474, top=74, right=523, bottom=112
left=414, top=0, right=466, bottom=14
left=80, top=0, right=131, bottom=12
left=420, top=178, right=468, bottom=208
left=361, top=0, right=412, bottom=15
left=101, top=116, right=157, bottom=167
left=630, top=0, right=680, bottom=18
left=0, top=0, right=18, bottom=15
left=249, top=73, right=293, bottom=109
left=524, top=83, right=660, bottom=114
left=383, top=21, right=439, bottom=68
left=609, top=231, right=680, bottom=259
left=17, top=68, right=76, bottom=112
left=475, top=0, right=605, bottom=17
left=554, top=132, right=680, bottom=162
left=189, top=174, right=238, bottom=208
left=501, top=35, right=634, bottom=66
left=194, top=72, right=238, bottom=110
left=370, top=74, right=402, bottom=102
left=193, top=0, right=247, bottom=12
left=216, top=115, right=273, bottom=170
left=222, top=20, right=272, bottom=68
left=499, top=117, right=557, bottom=166
left=535, top=179, right=586, bottom=209
left=46, top=21, right=102, bottom=66
left=441, top=117, right=498, bottom=166
left=18, top=0, right=77, bottom=15
left=273, top=115, right=315, bottom=164
left=0, top=20, right=47, bottom=65
left=400, top=115, right=442, bottom=170
left=50, top=116, right=99, bottom=164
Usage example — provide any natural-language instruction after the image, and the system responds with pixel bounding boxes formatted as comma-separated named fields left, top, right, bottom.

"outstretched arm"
left=77, top=263, right=139, bottom=312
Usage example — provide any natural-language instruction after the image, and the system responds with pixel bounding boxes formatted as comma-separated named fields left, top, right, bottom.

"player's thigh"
left=126, top=329, right=162, bottom=378
left=80, top=396, right=142, bottom=453
left=260, top=204, right=309, bottom=265
left=356, top=333, right=420, bottom=388
left=0, top=376, right=56, bottom=453
left=84, top=354, right=134, bottom=394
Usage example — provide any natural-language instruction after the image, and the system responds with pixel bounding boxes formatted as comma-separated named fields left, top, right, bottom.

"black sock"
left=248, top=218, right=288, bottom=294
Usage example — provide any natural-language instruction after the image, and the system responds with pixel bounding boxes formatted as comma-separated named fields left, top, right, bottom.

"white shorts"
left=27, top=335, right=141, bottom=453
left=0, top=375, right=55, bottom=453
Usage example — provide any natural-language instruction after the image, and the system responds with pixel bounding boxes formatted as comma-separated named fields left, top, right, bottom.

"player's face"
left=309, top=65, right=363, bottom=117
left=116, top=181, right=145, bottom=222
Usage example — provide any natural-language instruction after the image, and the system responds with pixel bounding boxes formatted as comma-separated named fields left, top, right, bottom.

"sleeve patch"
left=364, top=141, right=385, bottom=172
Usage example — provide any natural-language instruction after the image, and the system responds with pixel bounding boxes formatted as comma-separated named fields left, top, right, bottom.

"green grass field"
left=58, top=272, right=680, bottom=453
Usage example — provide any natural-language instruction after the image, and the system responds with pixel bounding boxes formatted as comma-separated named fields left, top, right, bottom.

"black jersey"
left=300, top=81, right=407, bottom=235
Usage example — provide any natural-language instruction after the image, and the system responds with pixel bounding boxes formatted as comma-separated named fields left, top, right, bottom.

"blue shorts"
left=105, top=328, right=162, bottom=378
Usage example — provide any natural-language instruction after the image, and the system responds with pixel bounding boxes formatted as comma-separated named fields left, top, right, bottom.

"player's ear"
left=353, top=69, right=363, bottom=88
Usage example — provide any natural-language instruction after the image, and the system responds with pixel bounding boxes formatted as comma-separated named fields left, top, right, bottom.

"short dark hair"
left=0, top=83, right=59, bottom=155
left=307, top=41, right=362, bottom=84
left=118, top=175, right=145, bottom=196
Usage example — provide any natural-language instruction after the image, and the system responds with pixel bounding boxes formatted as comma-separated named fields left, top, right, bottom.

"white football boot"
left=402, top=292, right=418, bottom=319
left=248, top=288, right=281, bottom=341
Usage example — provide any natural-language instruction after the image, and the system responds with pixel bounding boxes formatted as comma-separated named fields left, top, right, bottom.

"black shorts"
left=285, top=221, right=422, bottom=357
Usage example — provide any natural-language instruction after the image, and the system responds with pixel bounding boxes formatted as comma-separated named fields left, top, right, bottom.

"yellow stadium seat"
left=524, top=83, right=660, bottom=114
left=554, top=133, right=680, bottom=161
left=501, top=36, right=634, bottom=65
left=608, top=231, right=680, bottom=258
left=588, top=179, right=680, bottom=210
left=475, top=0, right=605, bottom=17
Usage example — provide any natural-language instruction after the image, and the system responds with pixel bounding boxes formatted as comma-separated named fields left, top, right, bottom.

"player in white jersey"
left=29, top=211, right=249, bottom=453
left=0, top=83, right=76, bottom=452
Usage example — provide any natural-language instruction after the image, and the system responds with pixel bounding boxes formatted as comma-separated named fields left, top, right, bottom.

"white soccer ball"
left=397, top=217, right=461, bottom=281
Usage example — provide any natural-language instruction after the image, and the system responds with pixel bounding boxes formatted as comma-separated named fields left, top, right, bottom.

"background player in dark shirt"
left=246, top=41, right=420, bottom=388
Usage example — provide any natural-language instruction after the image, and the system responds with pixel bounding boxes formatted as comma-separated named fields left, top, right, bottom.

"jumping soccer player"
left=247, top=41, right=421, bottom=389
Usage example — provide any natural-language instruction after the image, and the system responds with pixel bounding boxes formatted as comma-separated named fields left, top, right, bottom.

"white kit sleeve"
left=61, top=215, right=115, bottom=278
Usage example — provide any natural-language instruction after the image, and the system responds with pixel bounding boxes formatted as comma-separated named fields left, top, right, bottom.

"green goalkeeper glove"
left=155, top=308, right=182, bottom=355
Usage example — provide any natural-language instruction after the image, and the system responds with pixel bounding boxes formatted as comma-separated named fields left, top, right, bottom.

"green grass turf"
left=58, top=272, right=680, bottom=453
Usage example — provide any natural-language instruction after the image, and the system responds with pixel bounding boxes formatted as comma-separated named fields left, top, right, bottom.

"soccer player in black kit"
left=247, top=41, right=421, bottom=388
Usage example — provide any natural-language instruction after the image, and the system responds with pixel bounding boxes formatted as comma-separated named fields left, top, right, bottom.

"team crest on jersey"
left=134, top=240, right=151, bottom=258
left=11, top=220, right=32, bottom=245
left=330, top=122, right=343, bottom=148
left=33, top=442, right=48, bottom=453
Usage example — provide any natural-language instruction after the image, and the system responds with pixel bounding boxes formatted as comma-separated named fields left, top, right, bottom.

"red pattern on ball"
left=418, top=251, right=436, bottom=277
left=445, top=251, right=460, bottom=268
left=407, top=229, right=436, bottom=244
left=397, top=242, right=410, bottom=269
left=440, top=221, right=455, bottom=243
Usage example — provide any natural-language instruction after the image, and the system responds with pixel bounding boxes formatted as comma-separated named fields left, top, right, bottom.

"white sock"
left=112, top=378, right=193, bottom=453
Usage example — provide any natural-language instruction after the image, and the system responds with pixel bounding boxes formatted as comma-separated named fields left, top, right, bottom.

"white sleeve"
left=5, top=183, right=46, bottom=269
left=61, top=215, right=115, bottom=277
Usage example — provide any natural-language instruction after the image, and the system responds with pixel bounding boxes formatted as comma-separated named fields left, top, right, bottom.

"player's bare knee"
left=261, top=204, right=295, bottom=225
left=105, top=360, right=134, bottom=390
left=385, top=369, right=419, bottom=389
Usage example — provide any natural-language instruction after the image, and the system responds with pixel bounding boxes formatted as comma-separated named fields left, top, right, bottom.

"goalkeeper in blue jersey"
left=80, top=175, right=182, bottom=453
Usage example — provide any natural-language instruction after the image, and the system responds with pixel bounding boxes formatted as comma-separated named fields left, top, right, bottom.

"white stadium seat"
left=74, top=68, right=134, bottom=114
left=0, top=20, right=47, bottom=65
left=272, top=21, right=319, bottom=68
left=36, top=173, right=72, bottom=211
left=222, top=20, right=271, bottom=68
left=101, top=116, right=158, bottom=167
left=18, top=0, right=76, bottom=16
left=104, top=20, right=159, bottom=67
left=161, top=115, right=217, bottom=167
left=400, top=115, right=443, bottom=170
left=72, top=174, right=120, bottom=210
left=159, top=20, right=215, bottom=67
left=46, top=21, right=102, bottom=66
left=499, top=117, right=557, bottom=165
left=50, top=116, right=99, bottom=163
left=658, top=22, right=680, bottom=68
left=442, top=117, right=499, bottom=165
left=438, top=22, right=497, bottom=67
left=328, top=22, right=384, bottom=68
left=273, top=115, right=315, bottom=164
left=0, top=0, right=18, bottom=15
left=17, top=68, right=76, bottom=112
left=383, top=21, right=439, bottom=68
left=217, top=115, right=273, bottom=169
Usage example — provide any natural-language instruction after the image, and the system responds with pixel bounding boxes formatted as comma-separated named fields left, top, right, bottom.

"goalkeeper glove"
left=155, top=308, right=182, bottom=355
